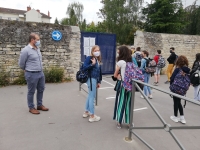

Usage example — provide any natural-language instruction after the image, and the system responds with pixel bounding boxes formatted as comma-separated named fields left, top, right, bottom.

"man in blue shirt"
left=19, top=33, right=49, bottom=114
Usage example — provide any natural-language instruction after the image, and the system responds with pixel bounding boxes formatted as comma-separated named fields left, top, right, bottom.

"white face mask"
left=116, top=53, right=119, bottom=57
left=93, top=51, right=100, bottom=57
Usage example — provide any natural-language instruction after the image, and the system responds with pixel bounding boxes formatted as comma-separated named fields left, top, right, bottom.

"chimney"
left=36, top=9, right=40, bottom=13
left=48, top=11, right=50, bottom=17
left=27, top=6, right=31, bottom=11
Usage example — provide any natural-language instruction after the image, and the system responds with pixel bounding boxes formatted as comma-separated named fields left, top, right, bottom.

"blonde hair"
left=90, top=45, right=101, bottom=62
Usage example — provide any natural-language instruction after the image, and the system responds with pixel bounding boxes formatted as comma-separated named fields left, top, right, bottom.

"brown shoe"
left=37, top=105, right=49, bottom=111
left=29, top=108, right=40, bottom=114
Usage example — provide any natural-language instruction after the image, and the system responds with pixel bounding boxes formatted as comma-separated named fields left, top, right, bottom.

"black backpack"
left=135, top=53, right=142, bottom=67
left=76, top=64, right=92, bottom=90
left=190, top=65, right=200, bottom=87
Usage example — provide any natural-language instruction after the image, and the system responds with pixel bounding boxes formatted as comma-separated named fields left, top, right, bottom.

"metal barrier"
left=79, top=62, right=98, bottom=106
left=125, top=79, right=200, bottom=150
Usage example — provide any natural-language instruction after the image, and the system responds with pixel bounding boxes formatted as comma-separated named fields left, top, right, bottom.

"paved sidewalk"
left=0, top=75, right=200, bottom=150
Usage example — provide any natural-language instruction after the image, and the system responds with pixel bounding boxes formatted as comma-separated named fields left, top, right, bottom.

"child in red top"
left=153, top=50, right=162, bottom=85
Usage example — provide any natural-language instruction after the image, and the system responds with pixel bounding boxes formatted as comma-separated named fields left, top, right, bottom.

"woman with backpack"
left=170, top=55, right=190, bottom=124
left=82, top=45, right=102, bottom=122
left=140, top=50, right=153, bottom=99
left=190, top=53, right=200, bottom=101
left=113, top=46, right=133, bottom=129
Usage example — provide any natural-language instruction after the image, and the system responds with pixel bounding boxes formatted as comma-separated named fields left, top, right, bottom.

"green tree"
left=142, top=0, right=188, bottom=34
left=60, top=18, right=70, bottom=25
left=61, top=2, right=84, bottom=26
left=54, top=17, right=59, bottom=24
left=84, top=21, right=108, bottom=33
left=184, top=0, right=200, bottom=35
left=80, top=19, right=87, bottom=31
left=98, top=0, right=144, bottom=44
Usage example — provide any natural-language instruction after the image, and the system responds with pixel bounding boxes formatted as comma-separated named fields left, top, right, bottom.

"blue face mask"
left=35, top=40, right=40, bottom=47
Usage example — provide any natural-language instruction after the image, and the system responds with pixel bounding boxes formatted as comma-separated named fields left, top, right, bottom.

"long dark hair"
left=195, top=53, right=200, bottom=62
left=117, top=46, right=132, bottom=62
left=192, top=53, right=200, bottom=69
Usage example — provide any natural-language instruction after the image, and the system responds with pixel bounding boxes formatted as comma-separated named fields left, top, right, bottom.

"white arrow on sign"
left=53, top=32, right=61, bottom=39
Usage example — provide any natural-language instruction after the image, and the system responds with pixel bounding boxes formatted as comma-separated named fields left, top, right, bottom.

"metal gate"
left=81, top=32, right=116, bottom=74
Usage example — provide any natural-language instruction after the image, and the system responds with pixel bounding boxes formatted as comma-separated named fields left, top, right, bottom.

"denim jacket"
left=140, top=58, right=147, bottom=74
left=82, top=56, right=102, bottom=83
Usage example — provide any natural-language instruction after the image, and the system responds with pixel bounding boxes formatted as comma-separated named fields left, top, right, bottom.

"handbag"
left=114, top=80, right=121, bottom=92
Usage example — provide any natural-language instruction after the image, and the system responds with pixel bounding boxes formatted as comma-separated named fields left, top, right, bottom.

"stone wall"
left=134, top=31, right=200, bottom=73
left=0, top=20, right=80, bottom=82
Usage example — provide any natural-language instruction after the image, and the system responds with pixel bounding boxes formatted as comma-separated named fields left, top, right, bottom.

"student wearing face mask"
left=82, top=45, right=102, bottom=122
left=165, top=47, right=177, bottom=84
left=19, top=33, right=48, bottom=115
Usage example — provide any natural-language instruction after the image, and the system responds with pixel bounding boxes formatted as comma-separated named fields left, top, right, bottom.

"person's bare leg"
left=154, top=74, right=158, bottom=83
left=157, top=74, right=160, bottom=83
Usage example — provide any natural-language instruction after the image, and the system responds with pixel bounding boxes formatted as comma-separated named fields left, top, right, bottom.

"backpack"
left=169, top=69, right=190, bottom=96
left=122, top=62, right=144, bottom=91
left=157, top=56, right=166, bottom=68
left=145, top=58, right=157, bottom=73
left=76, top=64, right=92, bottom=90
left=190, top=66, right=200, bottom=87
left=76, top=64, right=89, bottom=83
left=135, top=53, right=142, bottom=67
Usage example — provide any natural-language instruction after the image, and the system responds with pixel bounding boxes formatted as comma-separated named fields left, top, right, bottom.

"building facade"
left=0, top=6, right=51, bottom=23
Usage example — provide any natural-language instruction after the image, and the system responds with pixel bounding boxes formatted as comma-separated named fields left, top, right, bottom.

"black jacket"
left=190, top=61, right=200, bottom=75
left=167, top=52, right=176, bottom=64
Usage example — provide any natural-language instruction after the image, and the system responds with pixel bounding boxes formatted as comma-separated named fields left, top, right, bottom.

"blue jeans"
left=25, top=71, right=45, bottom=109
left=143, top=73, right=151, bottom=96
left=85, top=78, right=97, bottom=115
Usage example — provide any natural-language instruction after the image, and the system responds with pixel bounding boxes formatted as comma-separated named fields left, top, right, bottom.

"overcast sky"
left=0, top=0, right=199, bottom=24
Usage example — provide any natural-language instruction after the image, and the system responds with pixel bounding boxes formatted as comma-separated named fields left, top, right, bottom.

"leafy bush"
left=44, top=67, right=64, bottom=83
left=0, top=69, right=10, bottom=87
left=13, top=71, right=26, bottom=85
left=64, top=77, right=73, bottom=82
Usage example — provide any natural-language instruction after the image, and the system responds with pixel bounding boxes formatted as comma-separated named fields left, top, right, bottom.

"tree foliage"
left=80, top=19, right=87, bottom=31
left=85, top=21, right=107, bottom=33
left=54, top=17, right=59, bottom=24
left=142, top=0, right=188, bottom=34
left=184, top=0, right=200, bottom=35
left=98, top=0, right=144, bottom=44
left=61, top=2, right=84, bottom=26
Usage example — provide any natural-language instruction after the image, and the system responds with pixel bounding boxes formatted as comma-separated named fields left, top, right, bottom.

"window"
left=8, top=17, right=11, bottom=20
left=0, top=16, right=2, bottom=19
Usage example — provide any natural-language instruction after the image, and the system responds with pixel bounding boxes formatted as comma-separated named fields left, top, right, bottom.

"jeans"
left=85, top=78, right=97, bottom=115
left=173, top=96, right=184, bottom=116
left=167, top=64, right=174, bottom=81
left=143, top=73, right=151, bottom=96
left=25, top=71, right=45, bottom=109
left=194, top=85, right=200, bottom=100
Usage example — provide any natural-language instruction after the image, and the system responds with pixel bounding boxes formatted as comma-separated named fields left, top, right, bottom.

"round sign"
left=52, top=30, right=62, bottom=41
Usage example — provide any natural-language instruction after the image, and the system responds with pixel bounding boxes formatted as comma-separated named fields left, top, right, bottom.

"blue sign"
left=52, top=30, right=62, bottom=41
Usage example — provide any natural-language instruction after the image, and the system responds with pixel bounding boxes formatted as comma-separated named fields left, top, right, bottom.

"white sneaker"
left=180, top=118, right=186, bottom=124
left=117, top=123, right=121, bottom=129
left=83, top=112, right=89, bottom=118
left=89, top=115, right=101, bottom=122
left=140, top=95, right=144, bottom=99
left=148, top=95, right=153, bottom=99
left=170, top=116, right=179, bottom=123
